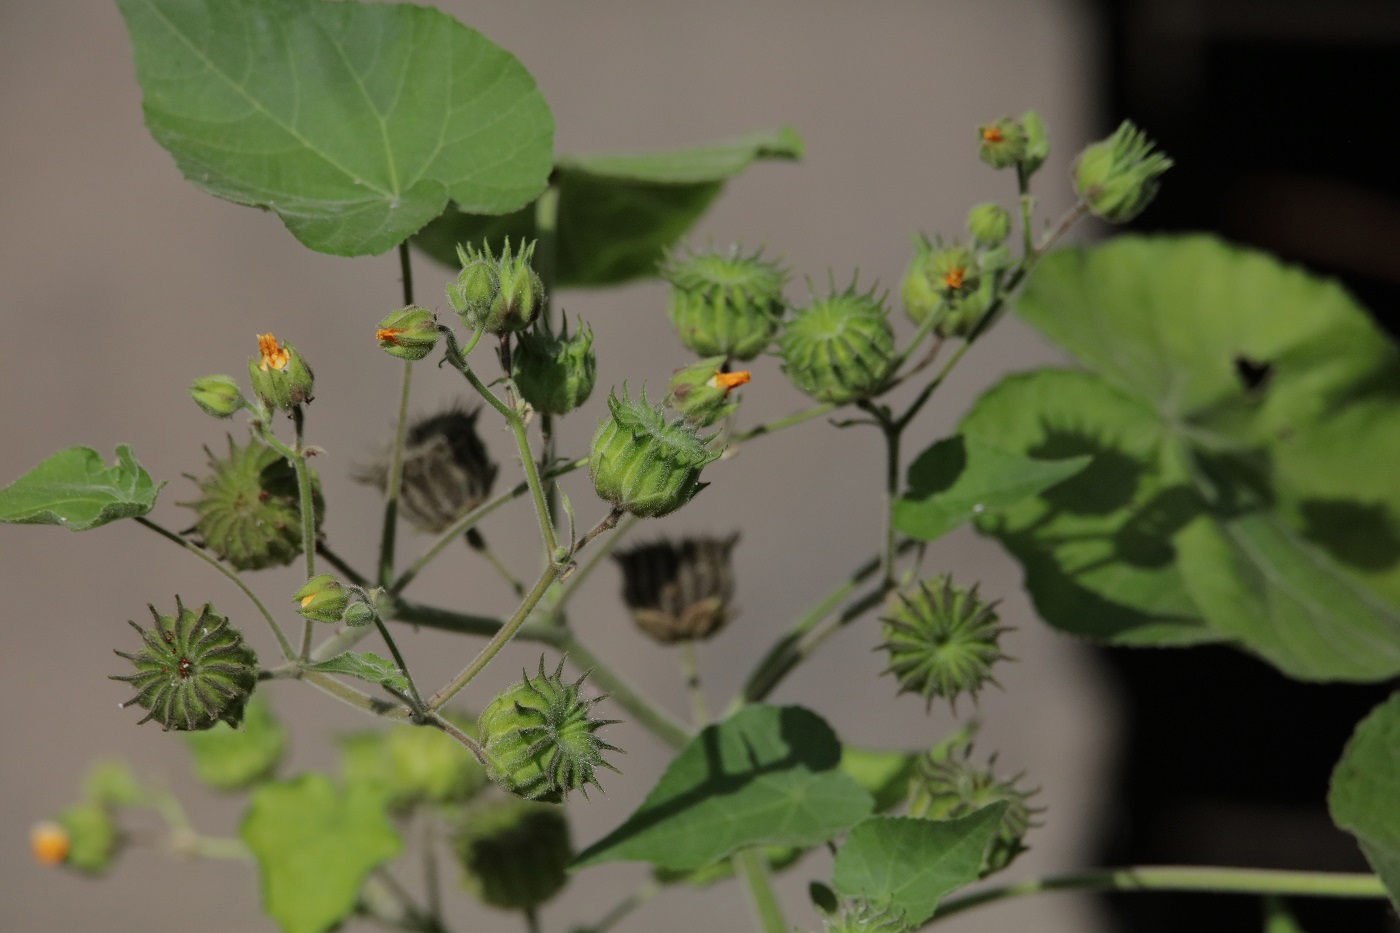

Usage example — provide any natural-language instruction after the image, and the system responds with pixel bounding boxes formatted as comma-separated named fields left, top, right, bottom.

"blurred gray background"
left=0, top=2, right=1117, bottom=931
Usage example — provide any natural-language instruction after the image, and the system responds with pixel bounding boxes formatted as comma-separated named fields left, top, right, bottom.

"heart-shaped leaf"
left=0, top=445, right=161, bottom=531
left=117, top=0, right=554, bottom=256
left=1328, top=691, right=1400, bottom=910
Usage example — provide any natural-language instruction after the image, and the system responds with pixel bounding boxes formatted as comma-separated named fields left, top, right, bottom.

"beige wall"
left=0, top=2, right=1116, bottom=931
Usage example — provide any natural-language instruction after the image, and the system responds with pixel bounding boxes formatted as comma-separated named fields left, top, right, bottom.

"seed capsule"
left=661, top=244, right=787, bottom=361
left=878, top=576, right=1007, bottom=710
left=778, top=280, right=895, bottom=405
left=1073, top=120, right=1173, bottom=223
left=589, top=387, right=721, bottom=518
left=453, top=798, right=572, bottom=910
left=908, top=741, right=1040, bottom=875
left=613, top=534, right=739, bottom=643
left=512, top=316, right=597, bottom=415
left=355, top=407, right=498, bottom=533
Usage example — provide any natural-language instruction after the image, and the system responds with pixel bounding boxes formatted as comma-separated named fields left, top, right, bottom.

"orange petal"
left=708, top=370, right=752, bottom=392
left=30, top=822, right=70, bottom=866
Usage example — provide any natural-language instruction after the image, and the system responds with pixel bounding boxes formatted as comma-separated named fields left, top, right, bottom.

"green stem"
left=377, top=360, right=415, bottom=588
left=426, top=566, right=559, bottom=711
left=732, top=401, right=836, bottom=444
left=470, top=530, right=527, bottom=597
left=187, top=836, right=251, bottom=860
left=733, top=848, right=787, bottom=933
left=302, top=669, right=411, bottom=720
left=928, top=867, right=1388, bottom=925
left=290, top=406, right=318, bottom=659
left=391, top=600, right=506, bottom=639
left=523, top=906, right=541, bottom=933
left=555, top=630, right=692, bottom=749
left=679, top=640, right=709, bottom=725
left=373, top=615, right=425, bottom=715
left=534, top=185, right=562, bottom=525
left=134, top=517, right=296, bottom=661
left=1016, top=162, right=1034, bottom=259
left=552, top=513, right=638, bottom=617
left=858, top=401, right=903, bottom=591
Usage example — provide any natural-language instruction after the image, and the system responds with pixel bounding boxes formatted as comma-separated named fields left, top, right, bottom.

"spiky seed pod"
left=111, top=598, right=258, bottom=731
left=778, top=281, right=896, bottom=405
left=453, top=798, right=573, bottom=911
left=446, top=239, right=543, bottom=334
left=512, top=316, right=597, bottom=415
left=476, top=658, right=622, bottom=803
left=820, top=899, right=909, bottom=933
left=1073, top=120, right=1174, bottom=223
left=589, top=387, right=721, bottom=518
left=180, top=434, right=322, bottom=571
left=908, top=743, right=1040, bottom=876
left=355, top=407, right=498, bottom=533
left=661, top=244, right=788, bottom=361
left=613, top=534, right=739, bottom=643
left=879, top=576, right=1007, bottom=710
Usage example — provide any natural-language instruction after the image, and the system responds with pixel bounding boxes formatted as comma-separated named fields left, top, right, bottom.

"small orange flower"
left=708, top=370, right=752, bottom=394
left=257, top=333, right=290, bottom=372
left=375, top=327, right=404, bottom=347
left=981, top=126, right=1004, bottom=143
left=30, top=821, right=70, bottom=866
left=942, top=267, right=966, bottom=290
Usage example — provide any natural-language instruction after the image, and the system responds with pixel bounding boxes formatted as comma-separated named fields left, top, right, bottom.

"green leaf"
left=184, top=694, right=286, bottom=791
left=894, top=434, right=1091, bottom=542
left=1328, top=691, right=1400, bottom=910
left=969, top=235, right=1400, bottom=677
left=0, top=445, right=161, bottom=531
left=305, top=652, right=408, bottom=694
left=241, top=774, right=401, bottom=933
left=413, top=127, right=802, bottom=286
left=572, top=705, right=873, bottom=871
left=839, top=746, right=919, bottom=814
left=832, top=806, right=1007, bottom=926
left=116, top=0, right=553, bottom=257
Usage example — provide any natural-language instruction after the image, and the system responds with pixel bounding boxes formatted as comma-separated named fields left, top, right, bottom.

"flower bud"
left=30, top=821, right=71, bottom=867
left=355, top=407, right=497, bottom=532
left=512, top=317, right=597, bottom=415
left=589, top=387, right=721, bottom=518
left=446, top=242, right=499, bottom=328
left=453, top=798, right=572, bottom=910
left=384, top=718, right=490, bottom=810
left=448, top=239, right=543, bottom=334
left=1073, top=120, right=1173, bottom=223
left=476, top=657, right=621, bottom=803
left=667, top=357, right=750, bottom=428
left=935, top=278, right=994, bottom=340
left=977, top=117, right=1028, bottom=169
left=111, top=597, right=258, bottom=731
left=247, top=333, right=313, bottom=411
left=900, top=236, right=941, bottom=327
left=375, top=305, right=440, bottom=362
left=778, top=281, right=895, bottom=405
left=292, top=573, right=350, bottom=623
left=43, top=805, right=120, bottom=875
left=614, top=534, right=739, bottom=643
left=908, top=741, right=1039, bottom=875
left=189, top=374, right=247, bottom=419
left=879, top=576, right=1006, bottom=710
left=1020, top=109, right=1050, bottom=175
left=180, top=434, right=323, bottom=571
left=966, top=203, right=1012, bottom=249
left=661, top=244, right=787, bottom=361
left=344, top=601, right=378, bottom=627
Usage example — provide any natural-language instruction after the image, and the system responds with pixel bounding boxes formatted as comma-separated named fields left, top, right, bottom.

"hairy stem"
left=734, top=848, right=787, bottom=933
left=290, top=407, right=318, bottom=659
left=552, top=513, right=638, bottom=617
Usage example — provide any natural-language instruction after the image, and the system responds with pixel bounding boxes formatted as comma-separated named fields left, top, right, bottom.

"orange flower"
left=375, top=327, right=404, bottom=347
left=708, top=370, right=752, bottom=394
left=257, top=333, right=290, bottom=371
left=942, top=266, right=966, bottom=290
left=981, top=126, right=1004, bottom=144
left=30, top=821, right=70, bottom=866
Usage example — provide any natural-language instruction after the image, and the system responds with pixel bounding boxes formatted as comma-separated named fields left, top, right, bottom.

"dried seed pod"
left=111, top=598, right=258, bottom=731
left=355, top=407, right=498, bottom=533
left=614, top=534, right=739, bottom=643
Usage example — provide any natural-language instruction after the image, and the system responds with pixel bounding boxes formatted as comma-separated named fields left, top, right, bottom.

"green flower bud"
left=111, top=597, right=259, bottom=731
left=446, top=242, right=499, bottom=327
left=878, top=576, right=1006, bottom=710
left=613, top=534, right=739, bottom=643
left=188, top=374, right=247, bottom=419
left=448, top=239, right=543, bottom=334
left=292, top=573, right=350, bottom=623
left=344, top=601, right=378, bottom=627
left=247, top=333, right=313, bottom=411
left=977, top=116, right=1028, bottom=169
left=1020, top=109, right=1050, bottom=175
left=476, top=658, right=621, bottom=803
left=900, top=235, right=942, bottom=327
left=180, top=434, right=323, bottom=571
left=512, top=316, right=597, bottom=415
left=453, top=798, right=572, bottom=910
left=778, top=280, right=896, bottom=405
left=925, top=244, right=980, bottom=298
left=966, top=203, right=1012, bottom=249
left=375, top=305, right=440, bottom=362
left=384, top=718, right=490, bottom=810
left=55, top=804, right=121, bottom=875
left=1073, top=120, right=1173, bottom=223
left=935, top=277, right=995, bottom=340
left=661, top=244, right=787, bottom=361
left=182, top=694, right=285, bottom=791
left=589, top=387, right=721, bottom=518
left=908, top=741, right=1040, bottom=875
left=666, top=356, right=751, bottom=428
left=355, top=407, right=497, bottom=533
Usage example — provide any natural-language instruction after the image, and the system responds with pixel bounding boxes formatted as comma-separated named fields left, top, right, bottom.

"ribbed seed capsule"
left=614, top=534, right=739, bottom=643
left=111, top=598, right=258, bottom=731
left=908, top=742, right=1040, bottom=876
left=355, top=407, right=497, bottom=533
left=661, top=244, right=787, bottom=361
left=879, top=576, right=1007, bottom=710
left=589, top=387, right=721, bottom=518
left=512, top=317, right=597, bottom=415
left=778, top=282, right=895, bottom=405
left=453, top=798, right=573, bottom=910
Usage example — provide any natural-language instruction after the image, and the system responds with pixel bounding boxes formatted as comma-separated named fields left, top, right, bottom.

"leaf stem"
left=373, top=614, right=426, bottom=716
left=551, top=513, right=638, bottom=617
left=733, top=848, right=787, bottom=933
left=679, top=640, right=709, bottom=725
left=134, top=516, right=296, bottom=660
left=927, top=866, right=1388, bottom=925
left=290, top=406, right=317, bottom=658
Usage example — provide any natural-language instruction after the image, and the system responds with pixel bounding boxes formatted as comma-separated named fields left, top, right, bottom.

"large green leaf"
left=241, top=774, right=401, bottom=933
left=1328, top=692, right=1400, bottom=910
left=184, top=694, right=286, bottom=791
left=895, top=434, right=1091, bottom=542
left=831, top=807, right=1006, bottom=926
left=0, top=445, right=161, bottom=531
left=572, top=705, right=872, bottom=871
left=116, top=0, right=553, bottom=256
left=968, top=235, right=1400, bottom=678
left=413, top=127, right=803, bottom=286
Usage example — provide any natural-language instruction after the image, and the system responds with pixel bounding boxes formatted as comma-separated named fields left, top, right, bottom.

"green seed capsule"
left=778, top=281, right=895, bottom=405
left=908, top=741, right=1039, bottom=876
left=661, top=244, right=787, bottom=361
left=512, top=317, right=597, bottom=415
left=453, top=797, right=572, bottom=910
left=879, top=576, right=1006, bottom=710
left=447, top=239, right=543, bottom=334
left=589, top=387, right=721, bottom=518
left=1073, top=120, right=1173, bottom=223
